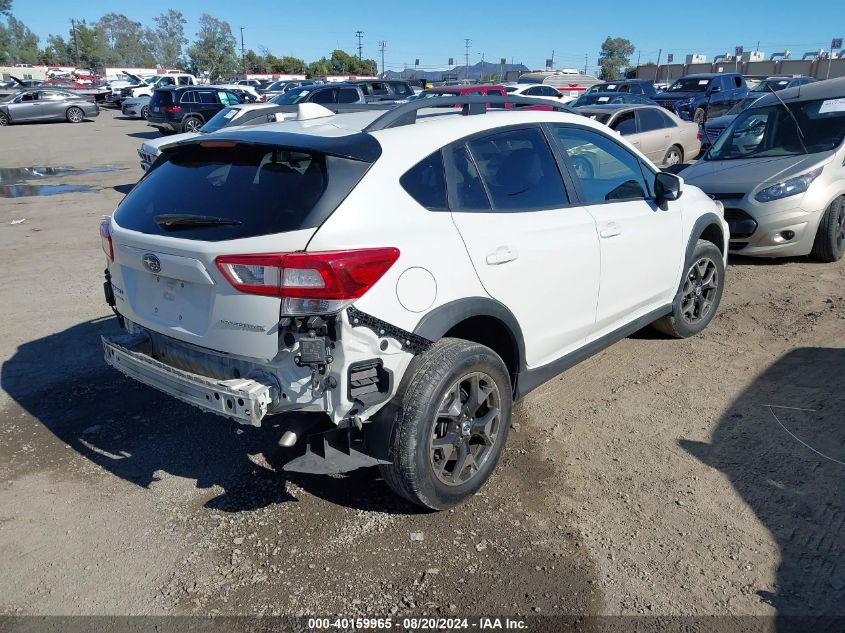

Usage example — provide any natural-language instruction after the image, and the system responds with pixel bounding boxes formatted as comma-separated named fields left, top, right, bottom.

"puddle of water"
left=0, top=166, right=123, bottom=185
left=0, top=184, right=97, bottom=198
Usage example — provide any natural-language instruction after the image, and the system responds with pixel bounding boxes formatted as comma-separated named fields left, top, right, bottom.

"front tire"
left=653, top=239, right=725, bottom=338
left=141, top=105, right=150, bottom=120
left=810, top=196, right=845, bottom=262
left=693, top=107, right=706, bottom=125
left=66, top=107, right=84, bottom=123
left=379, top=338, right=512, bottom=510
left=0, top=111, right=8, bottom=126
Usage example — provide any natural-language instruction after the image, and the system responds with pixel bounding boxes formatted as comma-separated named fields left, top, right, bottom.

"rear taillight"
left=99, top=218, right=114, bottom=261
left=164, top=105, right=181, bottom=113
left=696, top=130, right=702, bottom=140
left=215, top=248, right=400, bottom=315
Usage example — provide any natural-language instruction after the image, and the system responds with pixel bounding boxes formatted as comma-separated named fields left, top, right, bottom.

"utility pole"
left=464, top=38, right=471, bottom=81
left=240, top=27, right=246, bottom=79
left=355, top=31, right=364, bottom=61
left=654, top=48, right=662, bottom=83
left=551, top=49, right=555, bottom=69
left=70, top=19, right=80, bottom=67
left=379, top=40, right=386, bottom=78
left=584, top=53, right=587, bottom=75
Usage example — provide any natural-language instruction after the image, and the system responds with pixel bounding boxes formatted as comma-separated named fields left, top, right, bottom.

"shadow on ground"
left=0, top=317, right=421, bottom=516
left=682, top=347, right=845, bottom=629
left=125, top=131, right=159, bottom=140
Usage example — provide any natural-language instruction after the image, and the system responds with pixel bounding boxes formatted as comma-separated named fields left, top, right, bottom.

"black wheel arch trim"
left=686, top=212, right=727, bottom=263
left=412, top=297, right=527, bottom=373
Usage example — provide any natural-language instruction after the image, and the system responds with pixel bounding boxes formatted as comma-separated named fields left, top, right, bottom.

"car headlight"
left=754, top=168, right=822, bottom=202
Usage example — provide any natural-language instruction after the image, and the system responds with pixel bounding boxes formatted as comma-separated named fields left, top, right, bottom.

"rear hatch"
left=147, top=90, right=174, bottom=124
left=108, top=139, right=376, bottom=360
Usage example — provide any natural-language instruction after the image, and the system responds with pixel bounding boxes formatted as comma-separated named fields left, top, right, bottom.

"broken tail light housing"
left=215, top=248, right=400, bottom=315
left=99, top=217, right=114, bottom=261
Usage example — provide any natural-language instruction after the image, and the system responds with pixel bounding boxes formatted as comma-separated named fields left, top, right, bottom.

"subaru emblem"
left=142, top=253, right=161, bottom=274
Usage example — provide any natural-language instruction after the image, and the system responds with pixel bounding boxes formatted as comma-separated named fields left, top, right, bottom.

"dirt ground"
left=0, top=108, right=843, bottom=624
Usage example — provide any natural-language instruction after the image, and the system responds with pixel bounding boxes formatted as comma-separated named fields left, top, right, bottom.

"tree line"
left=0, top=3, right=377, bottom=81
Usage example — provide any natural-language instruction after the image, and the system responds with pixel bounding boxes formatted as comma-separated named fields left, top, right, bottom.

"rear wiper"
left=154, top=214, right=242, bottom=230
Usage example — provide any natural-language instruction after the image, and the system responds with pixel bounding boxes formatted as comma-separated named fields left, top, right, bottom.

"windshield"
left=667, top=77, right=712, bottom=92
left=266, top=81, right=288, bottom=91
left=706, top=97, right=845, bottom=161
left=572, top=93, right=628, bottom=107
left=752, top=79, right=791, bottom=92
left=271, top=86, right=313, bottom=104
left=201, top=107, right=242, bottom=133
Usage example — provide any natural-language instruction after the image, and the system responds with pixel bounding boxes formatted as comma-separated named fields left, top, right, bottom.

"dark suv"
left=655, top=73, right=748, bottom=124
left=147, top=86, right=243, bottom=135
left=269, top=83, right=366, bottom=106
left=349, top=79, right=415, bottom=102
left=586, top=79, right=656, bottom=97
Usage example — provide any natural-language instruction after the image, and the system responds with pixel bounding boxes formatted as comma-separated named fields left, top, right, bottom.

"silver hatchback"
left=681, top=78, right=845, bottom=260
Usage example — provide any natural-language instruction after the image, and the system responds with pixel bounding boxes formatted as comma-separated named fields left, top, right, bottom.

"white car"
left=504, top=83, right=576, bottom=104
left=100, top=97, right=728, bottom=510
left=122, top=96, right=151, bottom=119
left=137, top=103, right=287, bottom=171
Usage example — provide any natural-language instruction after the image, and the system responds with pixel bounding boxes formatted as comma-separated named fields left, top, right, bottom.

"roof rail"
left=362, top=95, right=577, bottom=132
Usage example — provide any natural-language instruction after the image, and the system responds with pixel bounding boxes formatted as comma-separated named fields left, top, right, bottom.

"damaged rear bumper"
left=102, top=334, right=274, bottom=425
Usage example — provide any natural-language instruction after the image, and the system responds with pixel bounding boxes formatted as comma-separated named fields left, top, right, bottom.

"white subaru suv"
left=100, top=97, right=728, bottom=509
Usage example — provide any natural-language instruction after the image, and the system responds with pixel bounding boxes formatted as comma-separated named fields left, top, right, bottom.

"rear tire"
left=379, top=338, right=512, bottom=510
left=181, top=116, right=203, bottom=133
left=141, top=105, right=150, bottom=120
left=662, top=145, right=683, bottom=166
left=653, top=239, right=725, bottom=338
left=66, top=107, right=84, bottom=123
left=810, top=196, right=845, bottom=262
left=693, top=107, right=706, bottom=125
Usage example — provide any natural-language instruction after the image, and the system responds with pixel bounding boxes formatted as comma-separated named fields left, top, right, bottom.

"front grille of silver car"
left=705, top=127, right=725, bottom=143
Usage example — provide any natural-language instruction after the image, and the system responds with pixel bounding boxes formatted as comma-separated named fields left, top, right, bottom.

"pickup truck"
left=654, top=73, right=748, bottom=124
left=115, top=73, right=199, bottom=104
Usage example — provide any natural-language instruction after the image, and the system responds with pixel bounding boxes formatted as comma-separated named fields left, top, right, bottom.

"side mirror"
left=655, top=172, right=683, bottom=204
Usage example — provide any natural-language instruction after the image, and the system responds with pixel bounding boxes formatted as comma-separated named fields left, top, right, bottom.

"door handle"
left=599, top=223, right=622, bottom=239
left=485, top=245, right=518, bottom=265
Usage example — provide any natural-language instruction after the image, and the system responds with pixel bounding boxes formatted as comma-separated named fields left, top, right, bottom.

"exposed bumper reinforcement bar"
left=102, top=334, right=273, bottom=426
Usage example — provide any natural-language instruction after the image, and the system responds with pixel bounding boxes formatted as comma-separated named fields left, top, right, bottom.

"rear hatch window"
left=113, top=142, right=371, bottom=241
left=149, top=90, right=173, bottom=107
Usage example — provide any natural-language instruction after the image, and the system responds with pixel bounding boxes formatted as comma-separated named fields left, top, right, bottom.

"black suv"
left=349, top=79, right=415, bottom=102
left=654, top=73, right=748, bottom=124
left=147, top=86, right=243, bottom=135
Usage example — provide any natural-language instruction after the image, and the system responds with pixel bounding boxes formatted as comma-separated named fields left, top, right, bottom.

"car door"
left=550, top=124, right=683, bottom=334
left=707, top=77, right=730, bottom=118
left=634, top=107, right=672, bottom=163
left=446, top=126, right=600, bottom=367
left=8, top=90, right=42, bottom=121
left=39, top=90, right=71, bottom=120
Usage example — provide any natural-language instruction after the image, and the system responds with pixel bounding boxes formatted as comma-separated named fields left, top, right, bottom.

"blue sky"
left=10, top=0, right=845, bottom=73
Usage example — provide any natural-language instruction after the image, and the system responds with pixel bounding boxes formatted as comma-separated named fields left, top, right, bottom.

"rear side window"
left=612, top=111, right=637, bottom=135
left=338, top=88, right=359, bottom=103
left=114, top=144, right=371, bottom=241
left=400, top=151, right=447, bottom=210
left=636, top=108, right=667, bottom=132
left=312, top=89, right=335, bottom=104
left=446, top=145, right=491, bottom=211
left=180, top=91, right=197, bottom=103
left=197, top=91, right=217, bottom=104
left=466, top=128, right=568, bottom=210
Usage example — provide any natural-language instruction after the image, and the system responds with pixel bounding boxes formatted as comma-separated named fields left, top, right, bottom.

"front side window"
left=400, top=151, right=448, bottom=210
left=20, top=91, right=38, bottom=102
left=611, top=111, right=637, bottom=135
left=312, top=89, right=336, bottom=104
left=466, top=127, right=568, bottom=211
left=553, top=126, right=650, bottom=204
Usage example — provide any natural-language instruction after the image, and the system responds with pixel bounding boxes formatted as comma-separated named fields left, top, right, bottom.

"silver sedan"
left=577, top=104, right=700, bottom=166
left=0, top=89, right=100, bottom=126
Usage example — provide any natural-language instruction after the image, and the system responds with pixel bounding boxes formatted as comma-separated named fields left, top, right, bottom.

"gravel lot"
left=1, top=108, right=843, bottom=623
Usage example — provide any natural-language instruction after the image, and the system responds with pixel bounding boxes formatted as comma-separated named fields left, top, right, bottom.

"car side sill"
left=513, top=304, right=672, bottom=400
